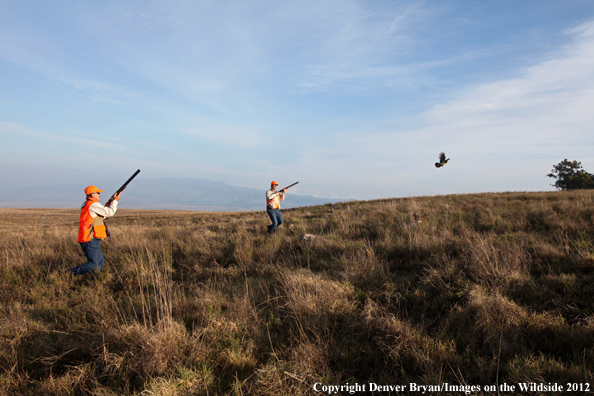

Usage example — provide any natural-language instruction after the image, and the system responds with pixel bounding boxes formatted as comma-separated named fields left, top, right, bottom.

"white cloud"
left=296, top=20, right=594, bottom=198
left=57, top=0, right=429, bottom=99
left=0, top=121, right=30, bottom=135
left=0, top=121, right=132, bottom=152
left=180, top=124, right=265, bottom=149
left=422, top=21, right=594, bottom=152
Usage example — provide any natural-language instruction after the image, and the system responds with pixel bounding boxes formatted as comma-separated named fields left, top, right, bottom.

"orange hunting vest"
left=267, top=190, right=281, bottom=209
left=78, top=199, right=108, bottom=243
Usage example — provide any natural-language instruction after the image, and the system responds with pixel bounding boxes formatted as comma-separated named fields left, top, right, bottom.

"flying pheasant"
left=435, top=152, right=450, bottom=168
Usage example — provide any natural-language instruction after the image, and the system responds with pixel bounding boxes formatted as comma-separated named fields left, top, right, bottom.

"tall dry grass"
left=0, top=190, right=593, bottom=395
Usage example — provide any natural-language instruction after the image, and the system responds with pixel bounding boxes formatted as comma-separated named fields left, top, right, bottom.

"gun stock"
left=105, top=169, right=141, bottom=207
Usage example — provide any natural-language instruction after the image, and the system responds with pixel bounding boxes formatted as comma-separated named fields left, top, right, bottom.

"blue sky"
left=1, top=0, right=593, bottom=200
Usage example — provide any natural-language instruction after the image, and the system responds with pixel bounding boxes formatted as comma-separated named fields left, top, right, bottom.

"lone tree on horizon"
left=547, top=159, right=594, bottom=190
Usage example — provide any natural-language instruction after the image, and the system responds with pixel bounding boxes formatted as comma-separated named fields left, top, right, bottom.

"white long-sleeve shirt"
left=266, top=189, right=285, bottom=209
left=88, top=200, right=118, bottom=218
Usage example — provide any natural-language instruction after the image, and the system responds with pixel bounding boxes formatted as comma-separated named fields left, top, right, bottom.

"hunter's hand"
left=113, top=192, right=122, bottom=201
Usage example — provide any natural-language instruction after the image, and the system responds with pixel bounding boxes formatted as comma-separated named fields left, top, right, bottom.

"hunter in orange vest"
left=266, top=181, right=290, bottom=234
left=68, top=186, right=121, bottom=275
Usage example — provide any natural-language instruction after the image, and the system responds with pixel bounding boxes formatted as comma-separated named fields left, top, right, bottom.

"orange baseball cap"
left=84, top=185, right=103, bottom=195
left=271, top=181, right=278, bottom=186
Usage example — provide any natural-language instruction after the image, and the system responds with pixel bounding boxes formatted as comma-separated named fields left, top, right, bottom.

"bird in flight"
left=435, top=152, right=450, bottom=168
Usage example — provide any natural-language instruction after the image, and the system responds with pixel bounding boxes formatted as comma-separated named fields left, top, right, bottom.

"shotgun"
left=279, top=181, right=298, bottom=194
left=105, top=169, right=141, bottom=207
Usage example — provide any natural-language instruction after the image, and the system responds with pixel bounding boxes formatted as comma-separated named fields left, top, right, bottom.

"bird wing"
left=439, top=152, right=446, bottom=163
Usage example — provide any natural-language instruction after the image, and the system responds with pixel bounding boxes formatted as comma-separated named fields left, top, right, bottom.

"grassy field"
left=1, top=190, right=593, bottom=395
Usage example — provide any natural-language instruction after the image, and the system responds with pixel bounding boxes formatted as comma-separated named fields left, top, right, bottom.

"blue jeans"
left=69, top=238, right=105, bottom=275
left=267, top=207, right=284, bottom=234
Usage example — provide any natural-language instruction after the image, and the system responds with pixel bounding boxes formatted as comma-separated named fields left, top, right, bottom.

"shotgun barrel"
left=105, top=169, right=141, bottom=207
left=279, top=181, right=298, bottom=192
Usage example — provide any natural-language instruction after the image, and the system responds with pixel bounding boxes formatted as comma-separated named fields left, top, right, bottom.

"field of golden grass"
left=1, top=190, right=593, bottom=395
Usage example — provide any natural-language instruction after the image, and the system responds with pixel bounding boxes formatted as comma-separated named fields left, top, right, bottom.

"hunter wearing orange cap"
left=68, top=185, right=121, bottom=275
left=266, top=181, right=290, bottom=234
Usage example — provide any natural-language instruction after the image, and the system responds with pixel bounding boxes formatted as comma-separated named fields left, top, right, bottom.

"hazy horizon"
left=0, top=176, right=348, bottom=211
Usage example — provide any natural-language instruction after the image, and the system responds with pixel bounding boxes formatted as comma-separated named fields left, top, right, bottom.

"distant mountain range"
left=0, top=178, right=348, bottom=211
